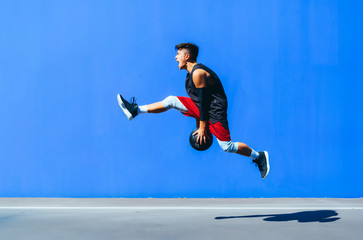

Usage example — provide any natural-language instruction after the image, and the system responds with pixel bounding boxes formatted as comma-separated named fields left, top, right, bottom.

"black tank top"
left=185, top=63, right=229, bottom=129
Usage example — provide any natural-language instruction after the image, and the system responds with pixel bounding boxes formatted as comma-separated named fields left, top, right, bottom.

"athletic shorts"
left=177, top=96, right=231, bottom=141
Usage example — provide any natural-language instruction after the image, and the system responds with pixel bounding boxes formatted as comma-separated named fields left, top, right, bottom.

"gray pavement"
left=0, top=198, right=362, bottom=240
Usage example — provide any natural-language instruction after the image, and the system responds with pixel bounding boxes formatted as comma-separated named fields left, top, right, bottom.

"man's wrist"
left=199, top=120, right=208, bottom=129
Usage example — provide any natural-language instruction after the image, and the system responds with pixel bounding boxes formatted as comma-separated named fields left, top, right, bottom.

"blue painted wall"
left=0, top=0, right=362, bottom=197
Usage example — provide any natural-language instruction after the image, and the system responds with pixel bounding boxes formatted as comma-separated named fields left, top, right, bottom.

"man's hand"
left=193, top=121, right=210, bottom=145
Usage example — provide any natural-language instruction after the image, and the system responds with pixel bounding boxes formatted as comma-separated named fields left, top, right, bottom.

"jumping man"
left=117, top=43, right=270, bottom=179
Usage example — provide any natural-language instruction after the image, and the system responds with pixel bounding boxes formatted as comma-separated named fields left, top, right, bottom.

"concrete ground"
left=0, top=198, right=362, bottom=240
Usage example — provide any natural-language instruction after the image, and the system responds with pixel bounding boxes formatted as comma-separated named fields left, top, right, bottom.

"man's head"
left=175, top=43, right=199, bottom=70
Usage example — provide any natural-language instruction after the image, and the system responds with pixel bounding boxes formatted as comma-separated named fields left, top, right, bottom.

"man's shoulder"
left=192, top=64, right=209, bottom=76
left=192, top=68, right=207, bottom=76
left=194, top=63, right=218, bottom=76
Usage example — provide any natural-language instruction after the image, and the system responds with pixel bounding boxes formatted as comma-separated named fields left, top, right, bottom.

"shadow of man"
left=215, top=210, right=340, bottom=223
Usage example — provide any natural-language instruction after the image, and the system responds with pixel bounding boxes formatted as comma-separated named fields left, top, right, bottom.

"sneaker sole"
left=262, top=151, right=270, bottom=179
left=117, top=94, right=133, bottom=120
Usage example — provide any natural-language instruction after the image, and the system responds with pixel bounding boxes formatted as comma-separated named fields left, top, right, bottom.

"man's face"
left=175, top=49, right=189, bottom=70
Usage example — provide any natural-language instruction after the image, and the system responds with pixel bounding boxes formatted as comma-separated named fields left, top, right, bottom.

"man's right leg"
left=145, top=102, right=168, bottom=113
left=117, top=94, right=187, bottom=119
left=144, top=96, right=188, bottom=113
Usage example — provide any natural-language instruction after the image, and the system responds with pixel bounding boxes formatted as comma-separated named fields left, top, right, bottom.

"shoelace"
left=130, top=97, right=137, bottom=105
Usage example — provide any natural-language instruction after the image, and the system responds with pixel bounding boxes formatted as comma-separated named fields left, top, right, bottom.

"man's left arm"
left=192, top=69, right=210, bottom=145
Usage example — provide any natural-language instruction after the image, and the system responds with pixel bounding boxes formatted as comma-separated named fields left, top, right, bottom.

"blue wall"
left=0, top=0, right=362, bottom=197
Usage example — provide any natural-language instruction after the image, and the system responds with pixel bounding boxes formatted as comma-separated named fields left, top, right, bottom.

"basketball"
left=189, top=128, right=213, bottom=151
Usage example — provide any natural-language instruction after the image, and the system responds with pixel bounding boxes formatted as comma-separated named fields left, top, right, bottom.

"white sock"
left=250, top=149, right=259, bottom=160
left=138, top=105, right=148, bottom=114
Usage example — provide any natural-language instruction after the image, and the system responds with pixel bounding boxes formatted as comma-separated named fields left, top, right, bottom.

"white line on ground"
left=0, top=207, right=363, bottom=210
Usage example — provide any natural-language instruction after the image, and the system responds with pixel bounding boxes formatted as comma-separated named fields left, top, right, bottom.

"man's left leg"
left=217, top=139, right=270, bottom=179
left=210, top=121, right=270, bottom=180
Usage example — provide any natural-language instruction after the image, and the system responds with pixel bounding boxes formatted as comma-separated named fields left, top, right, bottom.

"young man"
left=117, top=43, right=270, bottom=179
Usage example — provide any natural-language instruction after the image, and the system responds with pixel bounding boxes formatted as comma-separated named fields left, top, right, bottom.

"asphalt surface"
left=0, top=198, right=362, bottom=240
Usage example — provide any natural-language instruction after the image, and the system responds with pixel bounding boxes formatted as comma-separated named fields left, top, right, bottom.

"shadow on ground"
left=215, top=210, right=340, bottom=223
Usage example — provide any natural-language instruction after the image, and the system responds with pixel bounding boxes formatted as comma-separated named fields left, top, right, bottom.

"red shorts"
left=177, top=96, right=231, bottom=141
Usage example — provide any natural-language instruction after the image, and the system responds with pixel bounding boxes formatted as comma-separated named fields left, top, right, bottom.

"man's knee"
left=161, top=96, right=177, bottom=109
left=161, top=96, right=187, bottom=112
left=218, top=140, right=238, bottom=153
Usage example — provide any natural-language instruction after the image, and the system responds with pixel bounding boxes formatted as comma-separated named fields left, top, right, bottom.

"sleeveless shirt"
left=185, top=63, right=229, bottom=129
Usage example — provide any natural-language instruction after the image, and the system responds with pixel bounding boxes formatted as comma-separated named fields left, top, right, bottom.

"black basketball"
left=189, top=128, right=213, bottom=151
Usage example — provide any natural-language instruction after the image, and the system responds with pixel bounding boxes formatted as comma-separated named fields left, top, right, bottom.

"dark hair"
left=175, top=43, right=199, bottom=62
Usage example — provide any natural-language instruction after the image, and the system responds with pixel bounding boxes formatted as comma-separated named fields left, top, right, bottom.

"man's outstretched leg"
left=117, top=94, right=187, bottom=120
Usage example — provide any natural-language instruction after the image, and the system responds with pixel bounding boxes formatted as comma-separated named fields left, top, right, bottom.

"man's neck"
left=186, top=62, right=198, bottom=74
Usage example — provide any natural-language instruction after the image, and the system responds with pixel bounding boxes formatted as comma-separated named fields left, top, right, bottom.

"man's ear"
left=184, top=52, right=190, bottom=61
